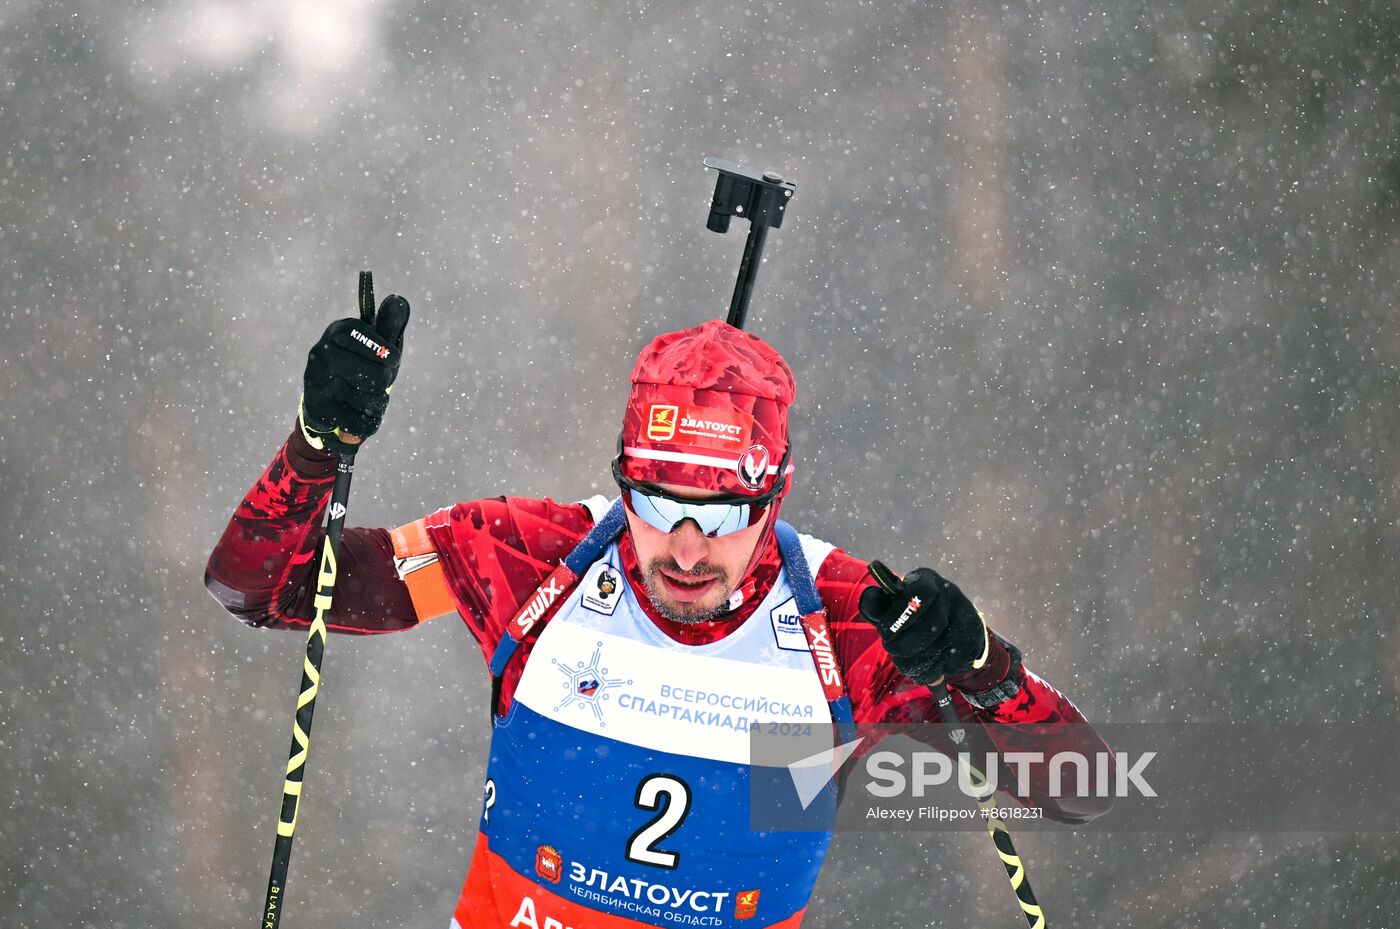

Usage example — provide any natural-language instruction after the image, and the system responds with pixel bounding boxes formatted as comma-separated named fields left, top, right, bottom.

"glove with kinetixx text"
left=858, top=561, right=991, bottom=685
left=301, top=294, right=410, bottom=449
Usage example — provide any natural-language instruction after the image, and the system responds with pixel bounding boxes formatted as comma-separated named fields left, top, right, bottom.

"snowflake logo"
left=552, top=641, right=632, bottom=726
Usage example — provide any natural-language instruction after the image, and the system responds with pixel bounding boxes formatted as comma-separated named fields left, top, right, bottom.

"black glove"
left=858, top=561, right=990, bottom=685
left=301, top=294, right=410, bottom=447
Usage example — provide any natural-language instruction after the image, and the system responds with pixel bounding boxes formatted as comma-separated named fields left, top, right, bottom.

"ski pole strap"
left=772, top=521, right=855, bottom=739
left=488, top=498, right=628, bottom=719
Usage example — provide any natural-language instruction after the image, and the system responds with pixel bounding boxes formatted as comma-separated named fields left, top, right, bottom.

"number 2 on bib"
left=625, top=774, right=691, bottom=869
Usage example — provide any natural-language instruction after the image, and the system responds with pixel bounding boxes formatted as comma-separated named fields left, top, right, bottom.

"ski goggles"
left=611, top=447, right=788, bottom=538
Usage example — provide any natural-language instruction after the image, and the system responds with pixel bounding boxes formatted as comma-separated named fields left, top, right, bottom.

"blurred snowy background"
left=2, top=0, right=1397, bottom=926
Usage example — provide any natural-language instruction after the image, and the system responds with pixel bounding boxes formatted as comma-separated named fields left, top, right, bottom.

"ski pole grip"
left=324, top=270, right=377, bottom=449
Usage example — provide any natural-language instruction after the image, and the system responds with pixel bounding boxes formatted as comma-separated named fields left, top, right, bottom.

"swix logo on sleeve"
left=887, top=596, right=923, bottom=635
left=647, top=405, right=678, bottom=440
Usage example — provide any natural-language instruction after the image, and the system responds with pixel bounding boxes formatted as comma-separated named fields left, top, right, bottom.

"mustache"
left=650, top=559, right=723, bottom=580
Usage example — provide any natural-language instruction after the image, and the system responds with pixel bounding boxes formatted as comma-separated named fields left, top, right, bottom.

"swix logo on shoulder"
left=647, top=405, right=678, bottom=441
left=800, top=613, right=843, bottom=693
left=512, top=567, right=571, bottom=637
left=350, top=328, right=390, bottom=359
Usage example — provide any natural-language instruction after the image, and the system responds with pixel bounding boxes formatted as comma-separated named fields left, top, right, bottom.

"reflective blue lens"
left=627, top=489, right=753, bottom=538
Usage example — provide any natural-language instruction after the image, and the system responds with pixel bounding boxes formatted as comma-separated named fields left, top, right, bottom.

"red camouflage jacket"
left=205, top=425, right=1113, bottom=822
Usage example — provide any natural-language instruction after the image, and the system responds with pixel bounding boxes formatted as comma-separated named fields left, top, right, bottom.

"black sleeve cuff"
left=949, top=630, right=1011, bottom=692
left=286, top=418, right=338, bottom=479
left=950, top=633, right=1024, bottom=708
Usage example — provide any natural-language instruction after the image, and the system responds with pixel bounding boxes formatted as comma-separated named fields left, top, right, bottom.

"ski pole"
left=703, top=157, right=797, bottom=330
left=929, top=684, right=1046, bottom=929
left=258, top=270, right=374, bottom=929
left=866, top=564, right=1046, bottom=929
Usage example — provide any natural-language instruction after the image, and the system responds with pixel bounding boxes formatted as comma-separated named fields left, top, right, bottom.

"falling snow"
left=2, top=1, right=1398, bottom=927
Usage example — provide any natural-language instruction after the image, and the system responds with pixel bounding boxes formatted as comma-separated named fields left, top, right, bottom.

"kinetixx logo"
left=350, top=328, right=390, bottom=359
left=887, top=596, right=922, bottom=635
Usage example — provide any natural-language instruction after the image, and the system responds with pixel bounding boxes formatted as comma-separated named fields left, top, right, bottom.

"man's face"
left=623, top=481, right=771, bottom=624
